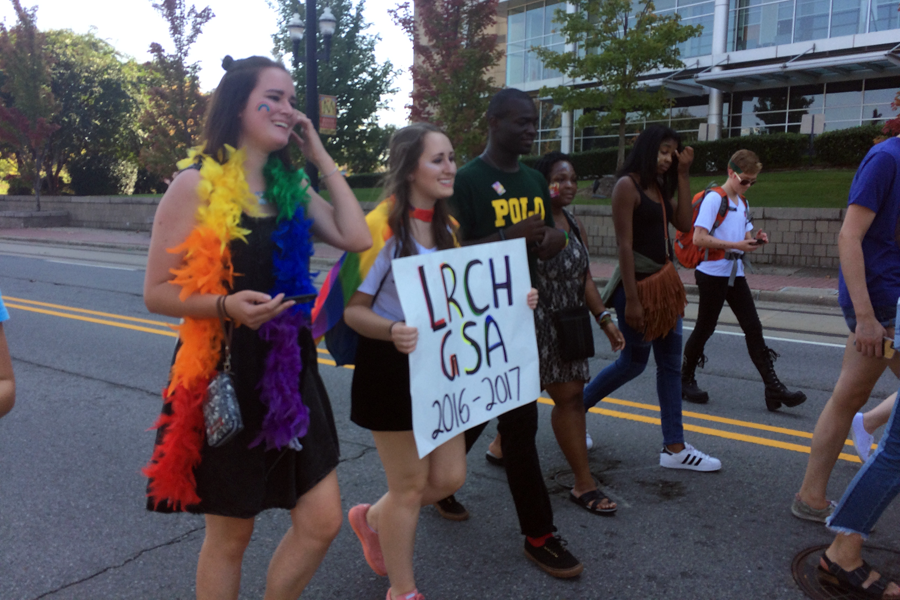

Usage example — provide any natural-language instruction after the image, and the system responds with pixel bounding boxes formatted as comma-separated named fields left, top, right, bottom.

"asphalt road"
left=2, top=247, right=899, bottom=600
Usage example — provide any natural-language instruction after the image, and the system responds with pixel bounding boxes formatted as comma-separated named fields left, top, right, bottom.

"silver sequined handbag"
left=203, top=318, right=243, bottom=447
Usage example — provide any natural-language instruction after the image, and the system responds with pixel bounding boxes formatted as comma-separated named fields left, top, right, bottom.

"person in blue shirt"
left=794, top=133, right=900, bottom=524
left=0, top=289, right=15, bottom=418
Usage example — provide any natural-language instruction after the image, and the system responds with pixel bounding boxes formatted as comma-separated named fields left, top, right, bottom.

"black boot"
left=751, top=347, right=807, bottom=411
left=682, top=354, right=710, bottom=404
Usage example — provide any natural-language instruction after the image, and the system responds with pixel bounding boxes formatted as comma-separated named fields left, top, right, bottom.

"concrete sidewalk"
left=0, top=226, right=840, bottom=305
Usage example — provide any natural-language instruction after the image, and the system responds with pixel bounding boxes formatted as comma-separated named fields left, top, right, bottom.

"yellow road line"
left=8, top=294, right=862, bottom=463
left=536, top=396, right=862, bottom=463
left=6, top=303, right=178, bottom=337
left=6, top=296, right=174, bottom=328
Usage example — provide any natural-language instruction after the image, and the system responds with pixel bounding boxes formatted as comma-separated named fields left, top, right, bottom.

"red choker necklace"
left=410, top=207, right=434, bottom=223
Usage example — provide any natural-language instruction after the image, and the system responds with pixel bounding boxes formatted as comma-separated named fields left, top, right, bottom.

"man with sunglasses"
left=681, top=149, right=807, bottom=411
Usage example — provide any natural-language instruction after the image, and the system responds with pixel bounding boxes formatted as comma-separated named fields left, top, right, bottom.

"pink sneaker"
left=387, top=589, right=425, bottom=600
left=349, top=504, right=387, bottom=576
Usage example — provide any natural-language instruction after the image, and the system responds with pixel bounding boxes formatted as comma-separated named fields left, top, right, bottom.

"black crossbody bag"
left=552, top=212, right=595, bottom=361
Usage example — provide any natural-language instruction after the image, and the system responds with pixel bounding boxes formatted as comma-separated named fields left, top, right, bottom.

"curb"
left=0, top=235, right=149, bottom=254
left=590, top=277, right=839, bottom=308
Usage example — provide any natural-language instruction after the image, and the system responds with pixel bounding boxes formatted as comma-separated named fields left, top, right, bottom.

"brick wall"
left=571, top=205, right=846, bottom=269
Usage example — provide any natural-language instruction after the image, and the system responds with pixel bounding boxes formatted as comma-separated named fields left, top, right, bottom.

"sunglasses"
left=733, top=172, right=756, bottom=186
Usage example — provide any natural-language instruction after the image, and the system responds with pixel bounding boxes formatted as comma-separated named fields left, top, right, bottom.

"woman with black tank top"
left=582, top=125, right=722, bottom=472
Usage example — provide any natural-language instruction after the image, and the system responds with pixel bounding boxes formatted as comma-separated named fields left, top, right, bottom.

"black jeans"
left=464, top=403, right=555, bottom=538
left=683, top=271, right=767, bottom=368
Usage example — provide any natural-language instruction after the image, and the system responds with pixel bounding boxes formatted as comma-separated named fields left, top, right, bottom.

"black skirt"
left=351, top=335, right=413, bottom=431
left=146, top=216, right=340, bottom=519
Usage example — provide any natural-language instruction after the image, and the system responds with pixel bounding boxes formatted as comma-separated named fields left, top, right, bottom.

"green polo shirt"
left=449, top=158, right=554, bottom=245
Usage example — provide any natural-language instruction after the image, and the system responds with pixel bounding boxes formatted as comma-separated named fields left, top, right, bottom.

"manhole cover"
left=552, top=469, right=599, bottom=490
left=793, top=544, right=900, bottom=599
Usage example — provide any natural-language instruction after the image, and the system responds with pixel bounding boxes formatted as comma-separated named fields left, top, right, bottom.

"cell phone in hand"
left=884, top=337, right=896, bottom=359
left=750, top=238, right=767, bottom=246
left=282, top=293, right=317, bottom=304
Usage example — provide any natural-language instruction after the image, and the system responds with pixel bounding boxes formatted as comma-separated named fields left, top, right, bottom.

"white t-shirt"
left=357, top=237, right=437, bottom=321
left=694, top=190, right=753, bottom=278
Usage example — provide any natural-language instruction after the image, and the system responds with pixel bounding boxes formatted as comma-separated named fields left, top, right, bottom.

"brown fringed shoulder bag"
left=634, top=182, right=687, bottom=341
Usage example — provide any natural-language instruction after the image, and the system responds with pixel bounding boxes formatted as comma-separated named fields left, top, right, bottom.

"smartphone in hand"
left=750, top=238, right=768, bottom=246
left=282, top=293, right=317, bottom=304
left=884, top=337, right=896, bottom=359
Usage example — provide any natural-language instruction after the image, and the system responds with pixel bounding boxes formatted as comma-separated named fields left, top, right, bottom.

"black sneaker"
left=523, top=535, right=584, bottom=578
left=434, top=495, right=469, bottom=521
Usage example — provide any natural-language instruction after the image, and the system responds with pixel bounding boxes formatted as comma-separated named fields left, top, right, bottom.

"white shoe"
left=585, top=432, right=593, bottom=450
left=659, top=443, right=721, bottom=472
left=851, top=412, right=874, bottom=462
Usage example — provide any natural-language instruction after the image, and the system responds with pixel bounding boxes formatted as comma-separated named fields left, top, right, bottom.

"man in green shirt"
left=438, top=88, right=582, bottom=579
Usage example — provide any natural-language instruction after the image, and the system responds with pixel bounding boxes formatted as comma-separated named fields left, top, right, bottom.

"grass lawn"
left=573, top=169, right=857, bottom=208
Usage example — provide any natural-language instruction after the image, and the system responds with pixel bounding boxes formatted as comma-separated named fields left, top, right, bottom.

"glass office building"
left=501, top=0, right=900, bottom=152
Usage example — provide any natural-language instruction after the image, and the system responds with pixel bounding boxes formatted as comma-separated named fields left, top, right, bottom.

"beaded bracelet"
left=321, top=165, right=340, bottom=180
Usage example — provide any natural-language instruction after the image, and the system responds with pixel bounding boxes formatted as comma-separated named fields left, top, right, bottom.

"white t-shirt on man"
left=694, top=190, right=753, bottom=278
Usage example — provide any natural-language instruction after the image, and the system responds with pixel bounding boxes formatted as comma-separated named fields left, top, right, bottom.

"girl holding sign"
left=344, top=123, right=537, bottom=600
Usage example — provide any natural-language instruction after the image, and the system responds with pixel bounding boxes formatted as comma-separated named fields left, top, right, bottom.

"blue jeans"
left=583, top=285, right=685, bottom=446
left=827, top=394, right=900, bottom=538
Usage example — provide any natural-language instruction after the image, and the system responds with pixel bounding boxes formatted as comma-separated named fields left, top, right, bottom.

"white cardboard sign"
left=392, top=239, right=541, bottom=458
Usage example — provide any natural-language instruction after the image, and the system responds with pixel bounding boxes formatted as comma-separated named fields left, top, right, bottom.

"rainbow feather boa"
left=144, top=146, right=316, bottom=511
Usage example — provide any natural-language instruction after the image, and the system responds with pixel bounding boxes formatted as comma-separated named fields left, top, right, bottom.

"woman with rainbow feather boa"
left=142, top=55, right=370, bottom=599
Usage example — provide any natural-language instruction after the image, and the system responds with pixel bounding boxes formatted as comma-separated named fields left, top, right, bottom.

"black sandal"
left=569, top=489, right=617, bottom=516
left=819, top=552, right=899, bottom=599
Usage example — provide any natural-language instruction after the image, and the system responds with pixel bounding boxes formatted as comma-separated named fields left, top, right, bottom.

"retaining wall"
left=571, top=205, right=845, bottom=269
left=0, top=195, right=846, bottom=268
left=0, top=195, right=160, bottom=232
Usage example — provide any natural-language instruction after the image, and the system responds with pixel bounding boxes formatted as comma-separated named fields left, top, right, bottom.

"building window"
left=655, top=0, right=715, bottom=57
left=728, top=0, right=900, bottom=49
left=507, top=0, right=565, bottom=86
left=870, top=0, right=900, bottom=31
left=534, top=99, right=563, bottom=155
left=729, top=0, right=795, bottom=50
left=723, top=78, right=898, bottom=136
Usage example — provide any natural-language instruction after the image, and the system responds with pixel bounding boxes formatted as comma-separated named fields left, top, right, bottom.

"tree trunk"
left=33, top=145, right=46, bottom=212
left=617, top=117, right=627, bottom=171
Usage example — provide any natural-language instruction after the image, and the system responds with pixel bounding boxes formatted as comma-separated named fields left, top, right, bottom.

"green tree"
left=535, top=0, right=702, bottom=168
left=0, top=0, right=58, bottom=209
left=271, top=0, right=398, bottom=173
left=42, top=30, right=143, bottom=194
left=391, top=0, right=503, bottom=163
left=139, top=0, right=213, bottom=181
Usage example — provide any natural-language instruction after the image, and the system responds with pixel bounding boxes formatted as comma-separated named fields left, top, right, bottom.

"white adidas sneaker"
left=659, top=443, right=721, bottom=472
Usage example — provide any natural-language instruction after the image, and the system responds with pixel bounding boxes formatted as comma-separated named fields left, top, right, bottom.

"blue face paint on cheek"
left=257, top=103, right=271, bottom=112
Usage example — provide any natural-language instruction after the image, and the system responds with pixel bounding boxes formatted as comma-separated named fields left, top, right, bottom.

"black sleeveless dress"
left=147, top=215, right=340, bottom=518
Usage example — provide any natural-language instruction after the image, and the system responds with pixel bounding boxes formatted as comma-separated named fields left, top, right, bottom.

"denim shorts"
left=841, top=304, right=896, bottom=333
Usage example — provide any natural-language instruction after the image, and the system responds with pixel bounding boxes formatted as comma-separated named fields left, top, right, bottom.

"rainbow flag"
left=311, top=197, right=394, bottom=342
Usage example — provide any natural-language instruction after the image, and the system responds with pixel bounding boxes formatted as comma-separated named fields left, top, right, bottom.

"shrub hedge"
left=813, top=123, right=884, bottom=167
left=345, top=125, right=883, bottom=187
left=522, top=135, right=811, bottom=178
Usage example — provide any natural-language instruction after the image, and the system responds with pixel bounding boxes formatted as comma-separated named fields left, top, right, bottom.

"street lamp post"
left=287, top=3, right=336, bottom=191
